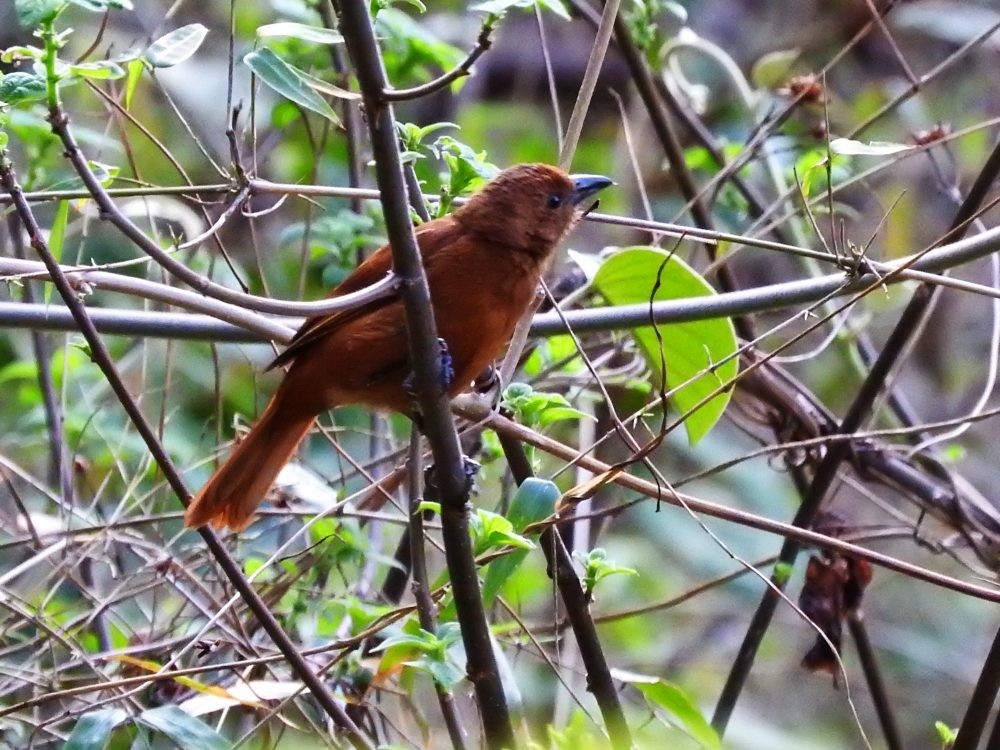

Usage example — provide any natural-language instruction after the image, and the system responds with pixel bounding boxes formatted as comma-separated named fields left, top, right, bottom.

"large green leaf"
left=481, top=478, right=559, bottom=606
left=635, top=679, right=721, bottom=749
left=62, top=708, right=128, bottom=750
left=243, top=47, right=339, bottom=123
left=137, top=705, right=229, bottom=750
left=592, top=247, right=737, bottom=443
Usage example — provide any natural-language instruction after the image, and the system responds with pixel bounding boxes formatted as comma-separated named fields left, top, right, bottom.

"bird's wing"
left=267, top=217, right=459, bottom=371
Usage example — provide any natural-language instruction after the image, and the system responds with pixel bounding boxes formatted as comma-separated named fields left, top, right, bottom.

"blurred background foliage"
left=1, top=0, right=1000, bottom=748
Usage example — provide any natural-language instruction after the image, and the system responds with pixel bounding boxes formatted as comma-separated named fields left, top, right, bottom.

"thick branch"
left=336, top=0, right=515, bottom=746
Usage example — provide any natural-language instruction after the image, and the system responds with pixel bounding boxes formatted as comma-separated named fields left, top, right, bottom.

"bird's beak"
left=569, top=174, right=614, bottom=205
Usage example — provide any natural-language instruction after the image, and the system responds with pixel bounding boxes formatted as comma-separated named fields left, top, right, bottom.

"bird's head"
left=456, top=163, right=613, bottom=257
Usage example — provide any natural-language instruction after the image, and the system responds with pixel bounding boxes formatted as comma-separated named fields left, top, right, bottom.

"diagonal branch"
left=335, top=0, right=516, bottom=746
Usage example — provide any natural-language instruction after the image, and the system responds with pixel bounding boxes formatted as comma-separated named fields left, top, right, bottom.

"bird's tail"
left=184, top=393, right=316, bottom=532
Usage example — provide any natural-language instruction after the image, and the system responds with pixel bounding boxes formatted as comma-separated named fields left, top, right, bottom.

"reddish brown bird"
left=184, top=163, right=612, bottom=531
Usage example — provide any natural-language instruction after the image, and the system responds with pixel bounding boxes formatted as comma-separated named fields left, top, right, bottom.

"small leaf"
left=633, top=680, right=720, bottom=750
left=0, top=72, right=47, bottom=105
left=934, top=720, right=958, bottom=744
left=138, top=705, right=229, bottom=750
left=124, top=57, right=144, bottom=109
left=66, top=0, right=133, bottom=11
left=1, top=45, right=45, bottom=63
left=15, top=0, right=63, bottom=27
left=244, top=47, right=339, bottom=123
left=257, top=22, right=344, bottom=44
left=144, top=24, right=208, bottom=68
left=67, top=60, right=126, bottom=80
left=63, top=708, right=129, bottom=750
left=751, top=48, right=800, bottom=89
left=829, top=137, right=914, bottom=156
left=470, top=0, right=568, bottom=20
left=592, top=247, right=738, bottom=444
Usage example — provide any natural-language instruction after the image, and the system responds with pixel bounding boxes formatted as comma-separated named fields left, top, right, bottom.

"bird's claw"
left=403, top=338, right=454, bottom=402
left=437, top=338, right=454, bottom=389
left=473, top=365, right=503, bottom=409
left=424, top=456, right=481, bottom=497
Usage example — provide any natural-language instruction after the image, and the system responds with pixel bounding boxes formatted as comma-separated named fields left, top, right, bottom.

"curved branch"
left=382, top=17, right=496, bottom=102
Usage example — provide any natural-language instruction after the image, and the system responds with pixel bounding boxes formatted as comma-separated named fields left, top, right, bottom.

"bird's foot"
left=437, top=337, right=455, bottom=389
left=402, top=338, right=454, bottom=402
left=473, top=364, right=503, bottom=409
left=424, top=456, right=481, bottom=499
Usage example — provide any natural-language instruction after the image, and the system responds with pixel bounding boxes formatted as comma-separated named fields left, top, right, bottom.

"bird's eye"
left=547, top=194, right=562, bottom=209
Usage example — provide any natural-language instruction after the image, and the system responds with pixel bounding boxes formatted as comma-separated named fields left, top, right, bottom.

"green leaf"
left=243, top=47, right=339, bottom=123
left=750, top=48, right=800, bottom=89
left=934, top=720, right=957, bottom=745
left=772, top=561, right=794, bottom=585
left=15, top=0, right=63, bottom=28
left=501, top=382, right=589, bottom=429
left=470, top=0, right=569, bottom=20
left=481, top=478, right=559, bottom=606
left=124, top=57, right=144, bottom=109
left=634, top=680, right=720, bottom=749
left=144, top=24, right=208, bottom=68
left=137, top=705, right=229, bottom=750
left=67, top=60, right=126, bottom=80
left=44, top=200, right=69, bottom=305
left=592, top=247, right=738, bottom=443
left=0, top=72, right=47, bottom=105
left=63, top=707, right=129, bottom=750
left=256, top=22, right=344, bottom=44
left=66, top=0, right=133, bottom=11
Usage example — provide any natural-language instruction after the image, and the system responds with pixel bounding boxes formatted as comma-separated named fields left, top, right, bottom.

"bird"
left=184, top=163, right=612, bottom=531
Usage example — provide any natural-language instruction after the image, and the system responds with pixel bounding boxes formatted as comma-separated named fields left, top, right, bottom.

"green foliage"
left=375, top=8, right=464, bottom=86
left=502, top=382, right=590, bottom=429
left=624, top=0, right=686, bottom=65
left=470, top=0, right=570, bottom=21
left=935, top=720, right=957, bottom=748
left=481, top=478, right=558, bottom=605
left=144, top=23, right=209, bottom=67
left=632, top=678, right=721, bottom=749
left=136, top=706, right=229, bottom=750
left=592, top=247, right=738, bottom=443
left=0, top=72, right=47, bottom=106
left=375, top=621, right=466, bottom=689
left=574, top=547, right=638, bottom=596
left=430, top=135, right=499, bottom=215
left=773, top=561, right=794, bottom=586
left=63, top=708, right=129, bottom=750
left=244, top=47, right=340, bottom=123
left=419, top=500, right=535, bottom=557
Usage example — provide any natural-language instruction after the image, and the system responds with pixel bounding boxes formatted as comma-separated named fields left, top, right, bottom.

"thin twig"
left=382, top=16, right=496, bottom=102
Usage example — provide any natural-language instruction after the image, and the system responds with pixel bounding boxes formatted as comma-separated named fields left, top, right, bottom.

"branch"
left=46, top=117, right=400, bottom=317
left=8, top=219, right=1000, bottom=341
left=382, top=16, right=496, bottom=102
left=711, top=134, right=1000, bottom=735
left=0, top=150, right=375, bottom=750
left=451, top=399, right=1000, bottom=604
left=497, top=431, right=632, bottom=750
left=336, top=0, right=516, bottom=746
